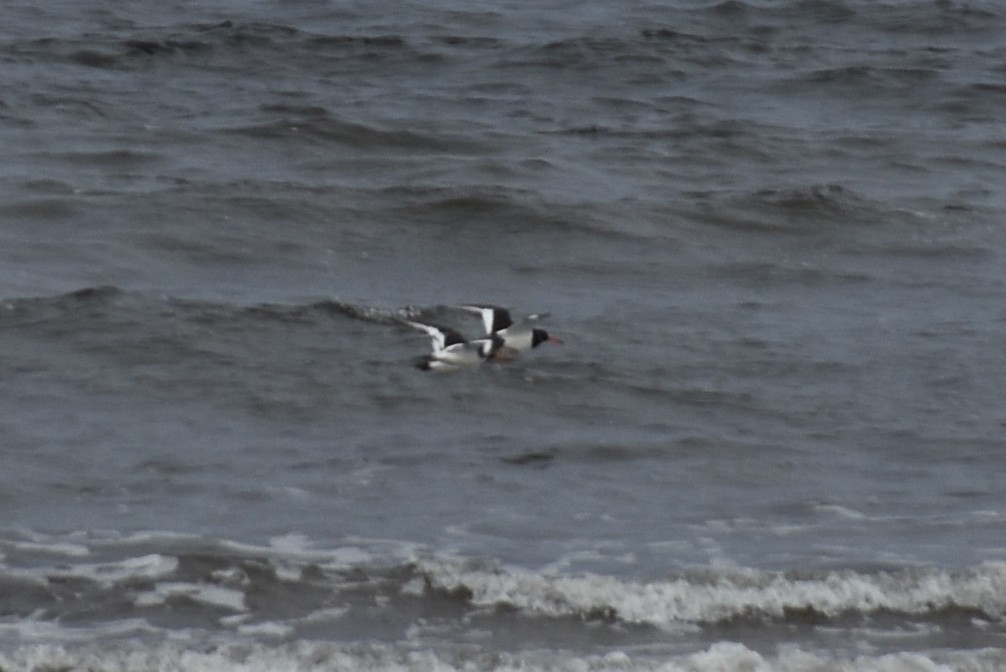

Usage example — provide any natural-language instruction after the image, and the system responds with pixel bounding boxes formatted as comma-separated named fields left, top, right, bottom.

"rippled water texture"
left=2, top=1, right=1005, bottom=669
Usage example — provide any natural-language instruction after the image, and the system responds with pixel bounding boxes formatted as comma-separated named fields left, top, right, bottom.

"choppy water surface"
left=2, top=1, right=1005, bottom=669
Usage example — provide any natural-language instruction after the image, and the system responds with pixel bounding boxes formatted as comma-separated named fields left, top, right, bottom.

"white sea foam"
left=10, top=553, right=180, bottom=586
left=813, top=504, right=867, bottom=520
left=0, top=640, right=1003, bottom=672
left=235, top=621, right=293, bottom=638
left=9, top=539, right=92, bottom=557
left=134, top=581, right=246, bottom=611
left=298, top=606, right=352, bottom=623
left=418, top=559, right=1006, bottom=626
left=0, top=618, right=157, bottom=644
left=215, top=534, right=420, bottom=568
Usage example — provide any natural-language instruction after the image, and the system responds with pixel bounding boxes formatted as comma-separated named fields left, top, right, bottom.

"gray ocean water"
left=2, top=1, right=1006, bottom=669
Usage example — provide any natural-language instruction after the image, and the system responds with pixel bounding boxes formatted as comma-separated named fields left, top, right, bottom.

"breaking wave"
left=2, top=640, right=1004, bottom=672
left=419, top=557, right=1006, bottom=626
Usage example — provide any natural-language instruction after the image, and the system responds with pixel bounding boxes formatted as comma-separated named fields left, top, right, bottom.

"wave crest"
left=419, top=559, right=1006, bottom=626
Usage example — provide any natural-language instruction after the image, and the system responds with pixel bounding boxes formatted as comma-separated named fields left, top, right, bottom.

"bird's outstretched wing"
left=451, top=304, right=513, bottom=334
left=401, top=320, right=467, bottom=352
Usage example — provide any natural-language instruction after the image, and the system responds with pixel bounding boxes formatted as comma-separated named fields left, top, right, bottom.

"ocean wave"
left=0, top=286, right=419, bottom=328
left=1, top=640, right=1003, bottom=672
left=419, top=558, right=1006, bottom=626
left=0, top=287, right=436, bottom=402
left=3, top=20, right=415, bottom=70
left=688, top=184, right=900, bottom=234
left=224, top=113, right=477, bottom=152
left=3, top=530, right=1005, bottom=636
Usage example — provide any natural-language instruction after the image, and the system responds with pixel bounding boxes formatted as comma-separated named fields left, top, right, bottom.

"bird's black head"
left=531, top=328, right=563, bottom=348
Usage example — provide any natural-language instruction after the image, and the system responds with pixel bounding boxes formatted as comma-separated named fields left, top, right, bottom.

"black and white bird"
left=402, top=320, right=512, bottom=371
left=452, top=304, right=563, bottom=352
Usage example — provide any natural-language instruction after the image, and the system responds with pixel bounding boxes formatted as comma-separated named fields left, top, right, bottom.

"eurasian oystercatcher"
left=452, top=304, right=563, bottom=352
left=402, top=320, right=513, bottom=371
